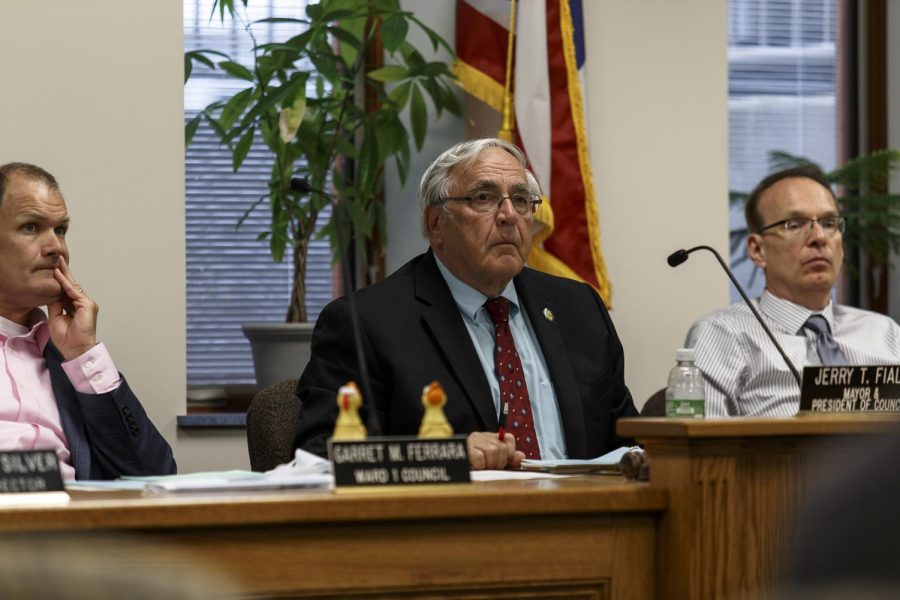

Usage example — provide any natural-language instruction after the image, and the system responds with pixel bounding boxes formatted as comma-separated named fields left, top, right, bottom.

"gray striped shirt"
left=685, top=290, right=900, bottom=417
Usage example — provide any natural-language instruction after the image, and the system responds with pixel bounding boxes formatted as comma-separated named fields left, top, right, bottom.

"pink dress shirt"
left=0, top=310, right=121, bottom=481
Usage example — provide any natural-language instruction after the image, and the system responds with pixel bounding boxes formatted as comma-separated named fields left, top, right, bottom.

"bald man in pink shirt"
left=0, top=162, right=175, bottom=480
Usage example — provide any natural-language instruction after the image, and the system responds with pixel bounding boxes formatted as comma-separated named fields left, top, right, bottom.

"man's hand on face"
left=47, top=256, right=98, bottom=361
left=466, top=431, right=524, bottom=470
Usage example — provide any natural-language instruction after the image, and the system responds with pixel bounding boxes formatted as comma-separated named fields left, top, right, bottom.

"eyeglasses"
left=443, top=191, right=542, bottom=216
left=757, top=216, right=846, bottom=238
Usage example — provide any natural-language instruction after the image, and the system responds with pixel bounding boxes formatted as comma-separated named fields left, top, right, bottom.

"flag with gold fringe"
left=454, top=0, right=612, bottom=306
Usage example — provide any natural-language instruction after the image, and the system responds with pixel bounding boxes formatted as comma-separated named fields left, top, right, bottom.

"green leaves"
left=279, top=94, right=307, bottom=143
left=184, top=0, right=459, bottom=321
left=409, top=84, right=426, bottom=150
left=368, top=65, right=408, bottom=82
left=219, top=88, right=254, bottom=130
left=184, top=114, right=201, bottom=147
left=233, top=126, right=255, bottom=172
left=184, top=49, right=229, bottom=84
left=218, top=60, right=254, bottom=82
left=381, top=13, right=409, bottom=52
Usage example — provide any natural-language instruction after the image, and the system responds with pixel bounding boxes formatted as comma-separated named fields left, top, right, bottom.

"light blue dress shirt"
left=434, top=256, right=567, bottom=459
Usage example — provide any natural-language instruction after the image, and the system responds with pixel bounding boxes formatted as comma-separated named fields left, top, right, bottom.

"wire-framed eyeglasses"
left=757, top=216, right=846, bottom=238
left=443, top=191, right=542, bottom=215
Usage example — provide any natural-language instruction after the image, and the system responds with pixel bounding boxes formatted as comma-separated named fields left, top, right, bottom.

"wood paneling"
left=3, top=415, right=893, bottom=598
left=0, top=478, right=663, bottom=600
left=619, top=415, right=899, bottom=599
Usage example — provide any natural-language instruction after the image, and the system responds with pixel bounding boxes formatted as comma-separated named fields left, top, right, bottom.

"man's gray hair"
left=417, top=138, right=541, bottom=237
left=0, top=162, right=60, bottom=205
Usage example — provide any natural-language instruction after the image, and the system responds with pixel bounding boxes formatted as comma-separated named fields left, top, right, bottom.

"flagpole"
left=498, top=0, right=517, bottom=142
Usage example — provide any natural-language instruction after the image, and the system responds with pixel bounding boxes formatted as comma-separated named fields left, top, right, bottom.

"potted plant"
left=185, top=0, right=460, bottom=386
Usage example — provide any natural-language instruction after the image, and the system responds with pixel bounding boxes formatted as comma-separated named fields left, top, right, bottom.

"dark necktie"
left=484, top=297, right=541, bottom=459
left=802, top=314, right=848, bottom=365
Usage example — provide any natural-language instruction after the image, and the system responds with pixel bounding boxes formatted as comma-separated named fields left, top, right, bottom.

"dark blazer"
left=294, top=251, right=638, bottom=458
left=44, top=342, right=176, bottom=480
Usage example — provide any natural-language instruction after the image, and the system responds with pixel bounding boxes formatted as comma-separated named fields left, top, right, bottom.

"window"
left=184, top=0, right=331, bottom=386
left=728, top=0, right=839, bottom=298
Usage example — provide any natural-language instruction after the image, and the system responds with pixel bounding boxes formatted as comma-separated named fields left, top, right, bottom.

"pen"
left=497, top=401, right=509, bottom=440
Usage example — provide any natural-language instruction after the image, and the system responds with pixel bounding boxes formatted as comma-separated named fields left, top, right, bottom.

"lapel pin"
left=543, top=307, right=554, bottom=322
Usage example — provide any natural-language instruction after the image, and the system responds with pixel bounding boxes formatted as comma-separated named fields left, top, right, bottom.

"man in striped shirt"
left=686, top=165, right=900, bottom=416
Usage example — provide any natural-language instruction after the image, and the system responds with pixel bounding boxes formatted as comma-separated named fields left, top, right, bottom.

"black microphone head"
left=290, top=177, right=312, bottom=194
left=667, top=249, right=689, bottom=267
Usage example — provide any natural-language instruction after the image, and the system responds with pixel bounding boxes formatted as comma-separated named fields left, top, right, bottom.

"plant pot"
left=241, top=322, right=316, bottom=390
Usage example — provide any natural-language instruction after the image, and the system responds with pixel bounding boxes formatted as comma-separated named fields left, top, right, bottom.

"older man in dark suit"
left=294, top=139, right=636, bottom=469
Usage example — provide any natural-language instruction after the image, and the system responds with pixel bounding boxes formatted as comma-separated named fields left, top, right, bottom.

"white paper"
left=520, top=446, right=642, bottom=471
left=470, top=470, right=571, bottom=481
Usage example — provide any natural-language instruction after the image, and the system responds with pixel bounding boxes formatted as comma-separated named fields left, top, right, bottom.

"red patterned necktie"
left=484, top=297, right=541, bottom=459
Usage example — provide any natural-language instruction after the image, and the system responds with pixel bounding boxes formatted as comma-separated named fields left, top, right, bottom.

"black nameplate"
left=0, top=450, right=64, bottom=493
left=329, top=435, right=470, bottom=487
left=800, top=365, right=900, bottom=413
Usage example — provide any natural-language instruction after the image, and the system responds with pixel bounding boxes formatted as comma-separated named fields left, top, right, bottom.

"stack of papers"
left=125, top=471, right=333, bottom=494
left=66, top=449, right=334, bottom=494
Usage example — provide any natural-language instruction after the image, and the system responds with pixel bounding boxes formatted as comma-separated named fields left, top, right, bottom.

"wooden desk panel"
left=0, top=478, right=666, bottom=599
left=619, top=414, right=899, bottom=600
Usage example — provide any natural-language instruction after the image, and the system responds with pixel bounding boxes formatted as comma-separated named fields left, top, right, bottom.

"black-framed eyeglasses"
left=443, top=191, right=542, bottom=216
left=757, top=216, right=846, bottom=238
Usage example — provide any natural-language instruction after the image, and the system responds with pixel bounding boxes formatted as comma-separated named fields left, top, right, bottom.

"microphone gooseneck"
left=668, top=245, right=802, bottom=387
left=292, top=178, right=382, bottom=435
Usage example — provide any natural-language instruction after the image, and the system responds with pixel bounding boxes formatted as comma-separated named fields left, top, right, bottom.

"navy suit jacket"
left=294, top=251, right=637, bottom=458
left=44, top=342, right=176, bottom=480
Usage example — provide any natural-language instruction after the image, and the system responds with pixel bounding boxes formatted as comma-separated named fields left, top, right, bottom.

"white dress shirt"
left=434, top=256, right=567, bottom=459
left=686, top=290, right=900, bottom=417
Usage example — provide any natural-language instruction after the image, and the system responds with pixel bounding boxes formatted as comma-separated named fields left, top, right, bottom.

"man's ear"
left=747, top=233, right=766, bottom=269
left=425, top=205, right=443, bottom=246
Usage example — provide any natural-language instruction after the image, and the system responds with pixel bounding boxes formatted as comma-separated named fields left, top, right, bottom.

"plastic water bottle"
left=665, top=348, right=705, bottom=418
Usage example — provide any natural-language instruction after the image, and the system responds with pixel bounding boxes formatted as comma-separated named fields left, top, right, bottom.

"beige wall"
left=1, top=0, right=727, bottom=471
left=582, top=1, right=729, bottom=404
left=0, top=0, right=191, bottom=460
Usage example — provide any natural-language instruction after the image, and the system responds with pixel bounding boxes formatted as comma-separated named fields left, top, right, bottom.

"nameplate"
left=800, top=365, right=900, bottom=413
left=329, top=436, right=470, bottom=487
left=0, top=450, right=65, bottom=493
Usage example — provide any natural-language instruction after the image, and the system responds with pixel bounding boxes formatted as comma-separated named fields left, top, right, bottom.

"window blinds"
left=728, top=0, right=838, bottom=298
left=184, top=0, right=331, bottom=385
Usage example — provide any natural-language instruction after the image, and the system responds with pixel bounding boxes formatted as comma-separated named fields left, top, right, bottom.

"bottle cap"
left=675, top=348, right=696, bottom=362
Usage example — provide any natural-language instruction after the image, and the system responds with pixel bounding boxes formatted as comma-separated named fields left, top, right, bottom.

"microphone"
left=668, top=245, right=802, bottom=387
left=291, top=177, right=382, bottom=435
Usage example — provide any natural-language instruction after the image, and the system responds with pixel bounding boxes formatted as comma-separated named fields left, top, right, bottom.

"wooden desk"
left=0, top=478, right=666, bottom=599
left=619, top=414, right=899, bottom=600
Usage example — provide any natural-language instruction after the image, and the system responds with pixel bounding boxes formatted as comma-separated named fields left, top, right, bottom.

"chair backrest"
left=246, top=379, right=301, bottom=472
left=641, top=387, right=667, bottom=417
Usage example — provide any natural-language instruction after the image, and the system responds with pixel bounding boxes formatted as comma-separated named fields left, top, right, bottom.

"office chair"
left=641, top=388, right=667, bottom=417
left=246, top=379, right=301, bottom=471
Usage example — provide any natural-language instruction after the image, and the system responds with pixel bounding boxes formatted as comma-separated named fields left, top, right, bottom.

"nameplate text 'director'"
left=328, top=435, right=470, bottom=487
left=800, top=365, right=900, bottom=413
left=0, top=450, right=65, bottom=493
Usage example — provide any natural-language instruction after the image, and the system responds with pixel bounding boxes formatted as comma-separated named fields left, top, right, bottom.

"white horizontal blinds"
left=728, top=0, right=838, bottom=299
left=184, top=0, right=332, bottom=385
